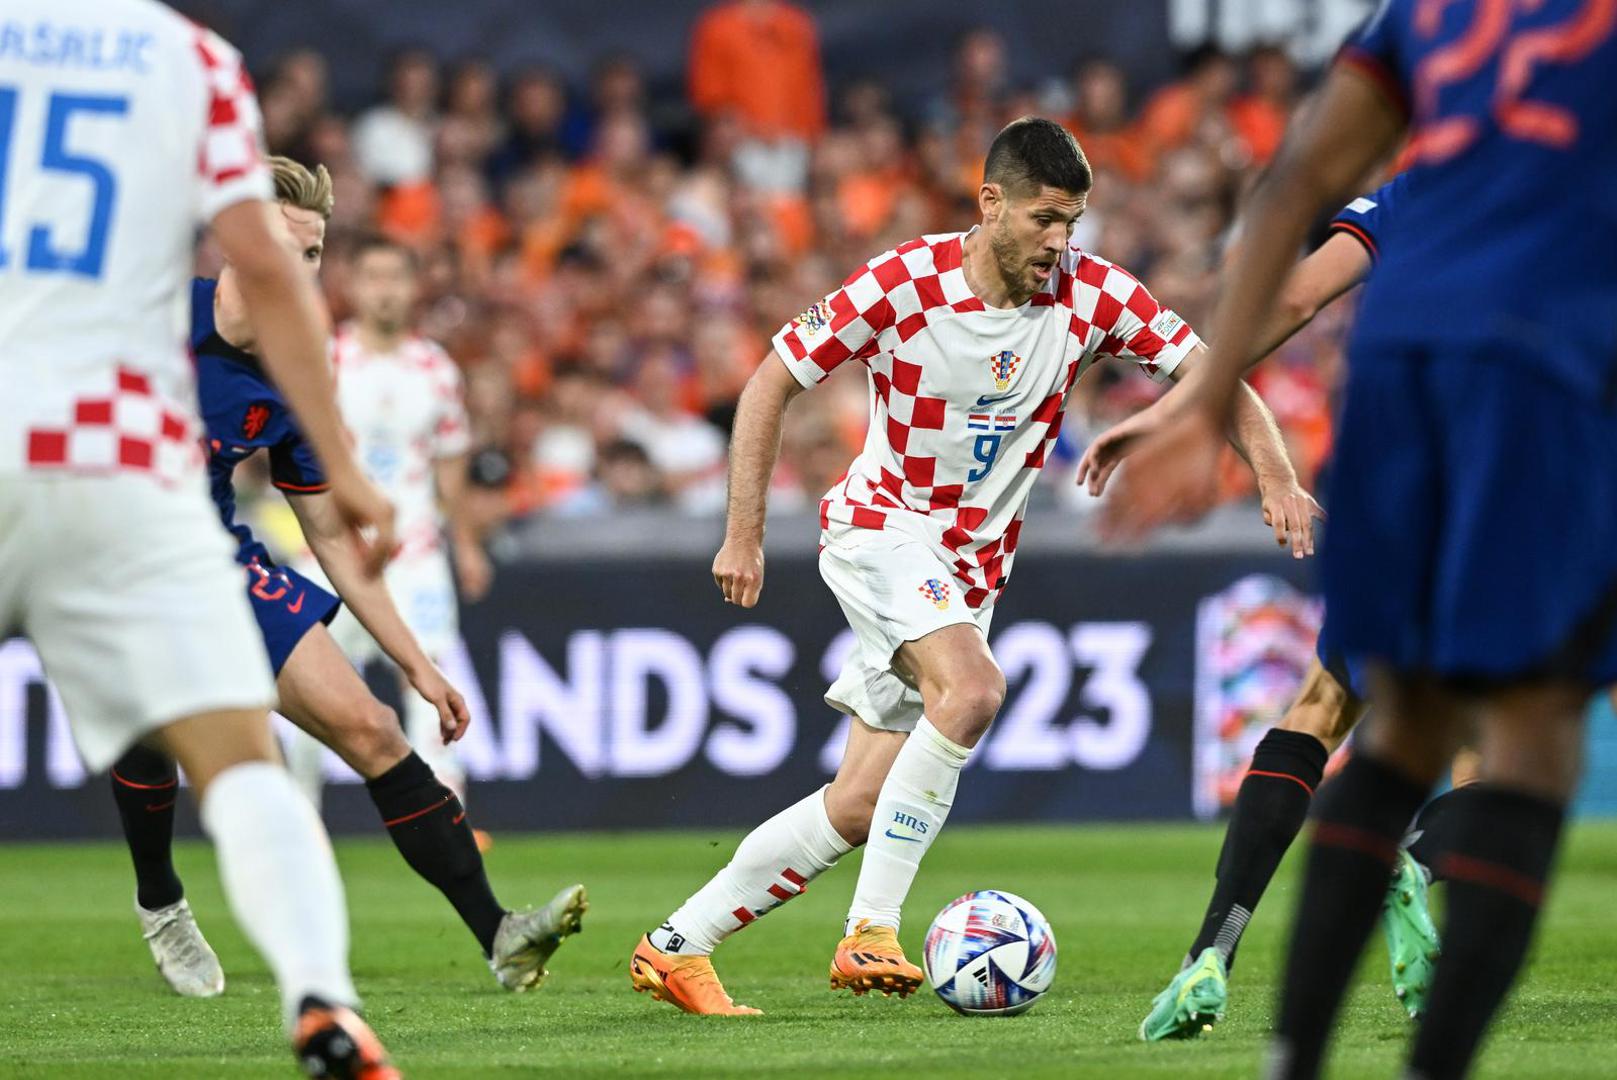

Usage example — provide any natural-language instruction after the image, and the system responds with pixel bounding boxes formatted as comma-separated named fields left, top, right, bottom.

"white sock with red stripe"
left=845, top=717, right=971, bottom=934
left=651, top=785, right=852, bottom=955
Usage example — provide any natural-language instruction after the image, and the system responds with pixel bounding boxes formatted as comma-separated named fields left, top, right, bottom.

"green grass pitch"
left=3, top=821, right=1614, bottom=1078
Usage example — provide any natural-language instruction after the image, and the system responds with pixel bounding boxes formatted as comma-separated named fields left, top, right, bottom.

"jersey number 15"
left=0, top=86, right=129, bottom=279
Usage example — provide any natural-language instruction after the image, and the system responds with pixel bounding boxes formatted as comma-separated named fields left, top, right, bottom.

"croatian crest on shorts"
left=988, top=350, right=1021, bottom=390
left=795, top=300, right=834, bottom=337
left=918, top=578, right=951, bottom=609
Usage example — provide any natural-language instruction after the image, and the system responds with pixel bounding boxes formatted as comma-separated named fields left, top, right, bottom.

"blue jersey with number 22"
left=1341, top=0, right=1617, bottom=399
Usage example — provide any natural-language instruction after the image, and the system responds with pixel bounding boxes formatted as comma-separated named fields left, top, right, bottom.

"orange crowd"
left=230, top=0, right=1353, bottom=527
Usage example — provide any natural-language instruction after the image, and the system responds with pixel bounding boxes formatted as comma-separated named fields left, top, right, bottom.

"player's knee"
left=940, top=668, right=1006, bottom=738
left=341, top=698, right=408, bottom=773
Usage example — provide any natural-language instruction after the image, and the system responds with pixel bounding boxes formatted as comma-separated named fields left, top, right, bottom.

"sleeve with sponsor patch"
left=1328, top=174, right=1404, bottom=264
left=1085, top=263, right=1201, bottom=382
left=268, top=428, right=327, bottom=493
left=771, top=257, right=896, bottom=388
left=190, top=27, right=272, bottom=223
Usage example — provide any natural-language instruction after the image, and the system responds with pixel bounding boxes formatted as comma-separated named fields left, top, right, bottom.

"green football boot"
left=1139, top=947, right=1228, bottom=1041
left=1382, top=848, right=1441, bottom=1019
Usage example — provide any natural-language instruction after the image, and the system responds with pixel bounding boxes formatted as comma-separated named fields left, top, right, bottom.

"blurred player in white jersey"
left=0, top=1, right=397, bottom=1073
left=629, top=117, right=1323, bottom=1015
left=288, top=234, right=491, bottom=823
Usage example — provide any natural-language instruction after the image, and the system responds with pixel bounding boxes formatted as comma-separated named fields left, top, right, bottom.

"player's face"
left=990, top=185, right=1085, bottom=295
left=276, top=203, right=326, bottom=278
left=349, top=249, right=419, bottom=332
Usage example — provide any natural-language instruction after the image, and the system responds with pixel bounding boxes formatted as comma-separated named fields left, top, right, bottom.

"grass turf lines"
left=3, top=822, right=1614, bottom=1078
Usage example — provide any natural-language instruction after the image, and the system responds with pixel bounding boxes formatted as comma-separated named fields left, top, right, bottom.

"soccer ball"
left=922, top=889, right=1057, bottom=1015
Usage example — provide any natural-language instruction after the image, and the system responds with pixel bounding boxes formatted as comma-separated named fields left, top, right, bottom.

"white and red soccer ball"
left=923, top=889, right=1057, bottom=1015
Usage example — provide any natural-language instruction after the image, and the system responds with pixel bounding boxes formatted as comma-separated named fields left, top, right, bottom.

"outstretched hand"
left=1099, top=406, right=1226, bottom=542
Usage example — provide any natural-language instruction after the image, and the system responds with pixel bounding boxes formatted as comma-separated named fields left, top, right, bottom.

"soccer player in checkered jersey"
left=285, top=234, right=492, bottom=825
left=628, top=117, right=1322, bottom=1014
left=0, top=1, right=399, bottom=1073
left=1107, top=1, right=1617, bottom=1075
left=106, top=166, right=584, bottom=1001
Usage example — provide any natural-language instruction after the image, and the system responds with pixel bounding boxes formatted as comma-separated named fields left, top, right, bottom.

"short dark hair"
left=351, top=233, right=419, bottom=274
left=983, top=117, right=1091, bottom=198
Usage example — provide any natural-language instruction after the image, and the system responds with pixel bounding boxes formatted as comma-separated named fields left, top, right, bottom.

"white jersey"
left=773, top=229, right=1199, bottom=610
left=0, top=0, right=269, bottom=482
left=330, top=323, right=470, bottom=562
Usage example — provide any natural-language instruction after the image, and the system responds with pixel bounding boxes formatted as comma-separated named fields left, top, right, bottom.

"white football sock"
left=200, top=761, right=357, bottom=1024
left=846, top=717, right=970, bottom=934
left=404, top=687, right=467, bottom=803
left=653, top=785, right=852, bottom=955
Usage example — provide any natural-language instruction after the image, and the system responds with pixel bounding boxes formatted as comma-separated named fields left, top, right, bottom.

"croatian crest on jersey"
left=795, top=299, right=834, bottom=337
left=918, top=578, right=951, bottom=609
left=242, top=402, right=272, bottom=440
left=988, top=350, right=1021, bottom=390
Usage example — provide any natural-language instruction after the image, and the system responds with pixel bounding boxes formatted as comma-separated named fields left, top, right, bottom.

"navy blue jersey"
left=1327, top=173, right=1407, bottom=265
left=1340, top=0, right=1617, bottom=399
left=192, top=278, right=327, bottom=566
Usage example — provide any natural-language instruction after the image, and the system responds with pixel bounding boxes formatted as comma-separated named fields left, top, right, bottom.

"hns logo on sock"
left=891, top=811, right=929, bottom=835
left=987, top=349, right=1021, bottom=390
left=918, top=578, right=950, bottom=609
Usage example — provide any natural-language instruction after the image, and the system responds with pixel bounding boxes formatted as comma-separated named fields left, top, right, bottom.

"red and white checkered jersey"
left=0, top=0, right=270, bottom=482
left=773, top=229, right=1199, bottom=609
left=331, top=324, right=470, bottom=562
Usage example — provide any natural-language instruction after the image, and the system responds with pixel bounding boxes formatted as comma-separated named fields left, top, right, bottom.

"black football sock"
left=1403, top=784, right=1481, bottom=881
left=1187, top=728, right=1328, bottom=971
left=1407, top=787, right=1565, bottom=1080
left=1270, top=753, right=1430, bottom=1080
left=110, top=744, right=185, bottom=911
left=367, top=751, right=506, bottom=956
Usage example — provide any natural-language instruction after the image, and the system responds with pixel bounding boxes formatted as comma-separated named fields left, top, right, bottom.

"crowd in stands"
left=223, top=0, right=1355, bottom=533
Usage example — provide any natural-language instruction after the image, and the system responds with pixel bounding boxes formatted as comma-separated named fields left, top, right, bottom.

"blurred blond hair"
left=268, top=155, right=334, bottom=220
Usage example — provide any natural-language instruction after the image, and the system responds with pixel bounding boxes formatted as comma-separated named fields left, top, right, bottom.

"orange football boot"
left=629, top=935, right=762, bottom=1015
left=829, top=919, right=924, bottom=997
left=292, top=997, right=400, bottom=1080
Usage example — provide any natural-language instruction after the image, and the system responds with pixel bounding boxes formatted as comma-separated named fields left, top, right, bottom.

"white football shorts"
left=818, top=530, right=994, bottom=733
left=0, top=474, right=276, bottom=771
left=326, top=550, right=459, bottom=664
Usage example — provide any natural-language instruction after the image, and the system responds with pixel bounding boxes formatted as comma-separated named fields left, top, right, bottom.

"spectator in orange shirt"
left=1137, top=44, right=1238, bottom=156
left=689, top=0, right=826, bottom=192
left=1065, top=59, right=1152, bottom=183
left=1227, top=44, right=1298, bottom=165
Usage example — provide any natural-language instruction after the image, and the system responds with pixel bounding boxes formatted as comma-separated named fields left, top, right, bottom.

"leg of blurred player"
left=1141, top=659, right=1354, bottom=1040
left=1405, top=687, right=1582, bottom=1080
left=276, top=623, right=585, bottom=992
left=832, top=624, right=999, bottom=997
left=148, top=710, right=357, bottom=1010
left=1271, top=672, right=1583, bottom=1080
left=631, top=721, right=903, bottom=1014
left=109, top=743, right=224, bottom=997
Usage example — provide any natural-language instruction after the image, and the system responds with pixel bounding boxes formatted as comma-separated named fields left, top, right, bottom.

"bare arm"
left=712, top=354, right=807, bottom=608
left=290, top=490, right=469, bottom=740
left=1077, top=231, right=1370, bottom=506
left=435, top=453, right=492, bottom=601
left=1181, top=67, right=1404, bottom=418
left=210, top=201, right=395, bottom=570
left=1246, top=230, right=1373, bottom=365
left=1102, top=66, right=1404, bottom=537
left=293, top=491, right=432, bottom=675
